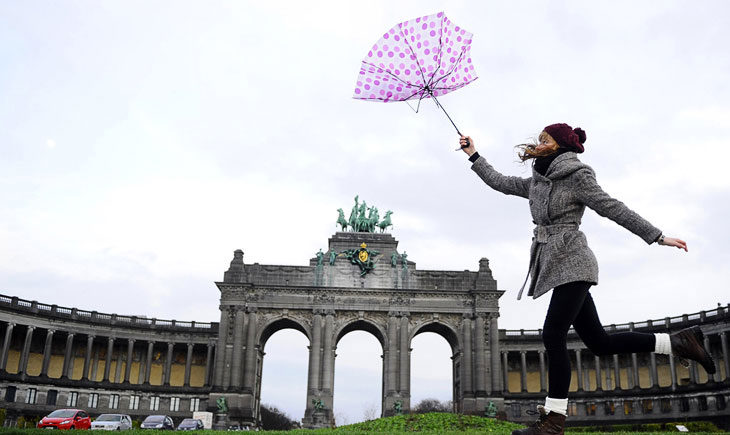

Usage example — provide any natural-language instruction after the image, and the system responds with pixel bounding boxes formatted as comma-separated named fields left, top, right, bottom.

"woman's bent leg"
left=572, top=292, right=655, bottom=355
left=542, top=281, right=592, bottom=399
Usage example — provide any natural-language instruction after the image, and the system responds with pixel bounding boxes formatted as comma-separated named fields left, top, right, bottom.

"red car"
left=37, top=409, right=92, bottom=430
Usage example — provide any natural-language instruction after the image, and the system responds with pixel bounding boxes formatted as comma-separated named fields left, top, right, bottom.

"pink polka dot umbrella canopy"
left=353, top=11, right=477, bottom=136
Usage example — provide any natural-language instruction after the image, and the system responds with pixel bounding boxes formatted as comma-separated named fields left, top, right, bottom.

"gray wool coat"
left=471, top=152, right=662, bottom=300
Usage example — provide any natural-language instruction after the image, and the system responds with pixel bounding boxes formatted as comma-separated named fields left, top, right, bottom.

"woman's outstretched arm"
left=574, top=167, right=687, bottom=251
left=459, top=135, right=531, bottom=199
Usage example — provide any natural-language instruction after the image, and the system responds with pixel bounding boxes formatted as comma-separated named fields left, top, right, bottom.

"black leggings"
left=542, top=281, right=656, bottom=398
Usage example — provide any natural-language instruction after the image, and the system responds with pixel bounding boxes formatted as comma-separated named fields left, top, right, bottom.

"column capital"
left=26, top=325, right=36, bottom=331
left=127, top=338, right=135, bottom=344
left=66, top=332, right=75, bottom=338
left=46, top=329, right=55, bottom=335
left=719, top=331, right=726, bottom=337
left=187, top=342, right=194, bottom=348
left=519, top=350, right=527, bottom=355
left=87, top=334, right=95, bottom=340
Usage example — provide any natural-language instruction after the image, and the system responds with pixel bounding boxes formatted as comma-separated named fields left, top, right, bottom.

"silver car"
left=91, top=414, right=133, bottom=430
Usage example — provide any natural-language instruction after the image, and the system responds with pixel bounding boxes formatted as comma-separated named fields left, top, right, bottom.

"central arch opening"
left=410, top=322, right=459, bottom=414
left=334, top=321, right=385, bottom=425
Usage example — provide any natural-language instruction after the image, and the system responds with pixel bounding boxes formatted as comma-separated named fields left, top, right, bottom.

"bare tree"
left=362, top=402, right=379, bottom=421
left=333, top=410, right=349, bottom=427
left=412, top=398, right=452, bottom=414
left=260, top=404, right=297, bottom=430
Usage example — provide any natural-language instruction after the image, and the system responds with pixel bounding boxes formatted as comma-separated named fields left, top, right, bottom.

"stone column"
left=689, top=361, right=698, bottom=384
left=103, top=337, right=115, bottom=382
left=594, top=356, right=602, bottom=391
left=145, top=341, right=154, bottom=384
left=82, top=335, right=94, bottom=380
left=720, top=332, right=729, bottom=382
left=574, top=349, right=583, bottom=391
left=474, top=314, right=486, bottom=395
left=669, top=355, right=677, bottom=390
left=650, top=353, right=658, bottom=387
left=91, top=348, right=100, bottom=382
left=704, top=335, right=718, bottom=382
left=386, top=315, right=398, bottom=393
left=230, top=308, right=246, bottom=388
left=321, top=312, right=335, bottom=393
left=461, top=316, right=473, bottom=395
left=631, top=353, right=639, bottom=388
left=243, top=309, right=258, bottom=390
left=41, top=329, right=55, bottom=377
left=184, top=343, right=194, bottom=386
left=0, top=323, right=15, bottom=371
left=19, top=325, right=35, bottom=375
left=519, top=351, right=528, bottom=393
left=306, top=312, right=323, bottom=394
left=164, top=342, right=174, bottom=385
left=489, top=315, right=501, bottom=393
left=213, top=306, right=232, bottom=387
left=612, top=354, right=621, bottom=389
left=137, top=344, right=146, bottom=384
left=502, top=352, right=509, bottom=392
left=204, top=343, right=214, bottom=386
left=114, top=343, right=124, bottom=382
left=538, top=350, right=547, bottom=392
left=399, top=315, right=410, bottom=397
left=62, top=332, right=75, bottom=379
left=124, top=339, right=135, bottom=383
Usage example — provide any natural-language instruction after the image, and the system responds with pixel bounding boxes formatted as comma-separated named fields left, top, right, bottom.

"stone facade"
left=210, top=232, right=504, bottom=428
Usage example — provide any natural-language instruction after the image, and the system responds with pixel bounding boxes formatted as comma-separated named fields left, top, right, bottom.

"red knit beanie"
left=543, top=123, right=586, bottom=153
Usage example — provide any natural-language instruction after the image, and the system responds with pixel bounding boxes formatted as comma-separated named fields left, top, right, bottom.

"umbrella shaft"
left=430, top=93, right=462, bottom=136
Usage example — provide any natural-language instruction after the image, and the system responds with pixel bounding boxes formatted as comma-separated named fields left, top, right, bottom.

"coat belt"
left=517, top=223, right=580, bottom=300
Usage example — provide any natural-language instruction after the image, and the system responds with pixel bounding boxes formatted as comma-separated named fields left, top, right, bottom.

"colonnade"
left=500, top=330, right=729, bottom=394
left=0, top=321, right=216, bottom=387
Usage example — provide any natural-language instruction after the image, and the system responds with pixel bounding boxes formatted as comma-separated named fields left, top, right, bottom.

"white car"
left=91, top=414, right=133, bottom=431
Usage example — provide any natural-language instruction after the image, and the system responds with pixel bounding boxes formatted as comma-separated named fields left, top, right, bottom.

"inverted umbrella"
left=353, top=11, right=477, bottom=139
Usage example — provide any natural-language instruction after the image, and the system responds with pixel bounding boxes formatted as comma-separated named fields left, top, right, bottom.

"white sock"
left=654, top=333, right=671, bottom=355
left=544, top=397, right=568, bottom=416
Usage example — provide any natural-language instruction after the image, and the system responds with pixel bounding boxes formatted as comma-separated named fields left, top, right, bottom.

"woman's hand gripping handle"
left=458, top=135, right=476, bottom=156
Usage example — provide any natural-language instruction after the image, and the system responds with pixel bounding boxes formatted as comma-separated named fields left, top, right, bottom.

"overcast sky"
left=2, top=0, right=729, bottom=426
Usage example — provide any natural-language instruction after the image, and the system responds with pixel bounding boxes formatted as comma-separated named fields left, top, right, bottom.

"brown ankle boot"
left=511, top=405, right=566, bottom=435
left=670, top=326, right=716, bottom=374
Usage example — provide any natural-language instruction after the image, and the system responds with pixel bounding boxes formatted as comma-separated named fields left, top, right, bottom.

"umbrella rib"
left=396, top=24, right=429, bottom=87
left=426, top=16, right=447, bottom=90
left=430, top=49, right=466, bottom=89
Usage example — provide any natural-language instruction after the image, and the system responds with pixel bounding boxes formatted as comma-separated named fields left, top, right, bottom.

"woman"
left=458, top=124, right=716, bottom=435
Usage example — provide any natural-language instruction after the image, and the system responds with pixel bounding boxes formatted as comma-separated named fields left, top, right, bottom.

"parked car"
left=141, top=415, right=175, bottom=430
left=37, top=409, right=92, bottom=430
left=176, top=418, right=204, bottom=431
left=91, top=414, right=133, bottom=431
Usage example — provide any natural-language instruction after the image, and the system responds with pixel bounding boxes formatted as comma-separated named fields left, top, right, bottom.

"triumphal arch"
left=209, top=198, right=505, bottom=428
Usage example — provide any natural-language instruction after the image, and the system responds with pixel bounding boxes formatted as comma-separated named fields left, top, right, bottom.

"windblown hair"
left=515, top=132, right=560, bottom=162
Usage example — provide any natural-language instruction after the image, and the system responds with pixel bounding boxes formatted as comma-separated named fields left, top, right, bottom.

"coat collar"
left=532, top=152, right=586, bottom=180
